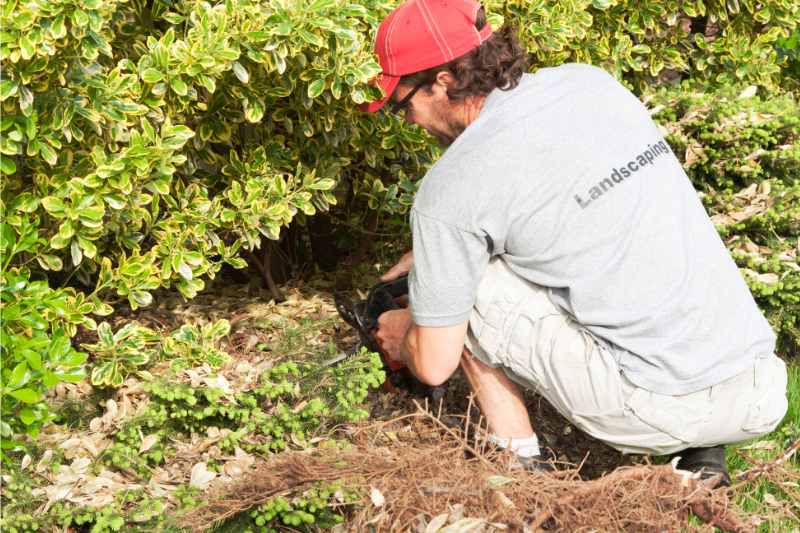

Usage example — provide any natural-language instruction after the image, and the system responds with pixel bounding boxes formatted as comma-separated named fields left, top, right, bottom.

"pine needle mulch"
left=183, top=403, right=760, bottom=533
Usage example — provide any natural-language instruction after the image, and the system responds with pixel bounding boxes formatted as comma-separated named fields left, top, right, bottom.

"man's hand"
left=375, top=307, right=413, bottom=365
left=381, top=250, right=413, bottom=282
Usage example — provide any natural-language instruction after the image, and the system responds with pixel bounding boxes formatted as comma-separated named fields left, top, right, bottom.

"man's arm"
left=376, top=308, right=467, bottom=386
left=402, top=320, right=468, bottom=386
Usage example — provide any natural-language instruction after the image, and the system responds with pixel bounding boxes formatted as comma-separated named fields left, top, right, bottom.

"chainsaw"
left=335, top=275, right=446, bottom=401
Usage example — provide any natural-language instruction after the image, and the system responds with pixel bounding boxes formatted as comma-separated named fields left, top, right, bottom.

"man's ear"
left=433, top=71, right=456, bottom=95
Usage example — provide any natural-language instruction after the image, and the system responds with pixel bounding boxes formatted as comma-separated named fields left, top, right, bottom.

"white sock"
left=488, top=434, right=541, bottom=458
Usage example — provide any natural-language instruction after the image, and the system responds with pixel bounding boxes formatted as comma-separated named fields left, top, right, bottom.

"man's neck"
left=460, top=95, right=487, bottom=128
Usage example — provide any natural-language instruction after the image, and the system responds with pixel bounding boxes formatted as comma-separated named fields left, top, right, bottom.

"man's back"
left=409, top=63, right=776, bottom=394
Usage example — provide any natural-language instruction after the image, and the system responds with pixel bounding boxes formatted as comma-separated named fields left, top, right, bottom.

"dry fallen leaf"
left=439, top=517, right=486, bottom=533
left=36, top=449, right=54, bottom=473
left=448, top=503, right=465, bottom=523
left=425, top=513, right=450, bottom=533
left=738, top=85, right=757, bottom=99
left=756, top=272, right=780, bottom=285
left=370, top=486, right=386, bottom=507
left=222, top=447, right=255, bottom=477
left=729, top=204, right=767, bottom=223
left=741, top=440, right=776, bottom=451
left=494, top=490, right=516, bottom=509
left=487, top=475, right=515, bottom=488
left=684, top=142, right=705, bottom=166
left=140, top=434, right=159, bottom=453
left=189, top=462, right=217, bottom=490
left=203, top=374, right=233, bottom=395
left=734, top=183, right=758, bottom=199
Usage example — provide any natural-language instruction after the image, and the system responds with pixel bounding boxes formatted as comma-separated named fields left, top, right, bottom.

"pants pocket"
left=624, top=388, right=707, bottom=447
left=742, top=356, right=788, bottom=435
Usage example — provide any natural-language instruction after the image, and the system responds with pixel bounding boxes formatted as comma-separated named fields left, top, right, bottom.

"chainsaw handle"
left=371, top=274, right=409, bottom=298
left=362, top=274, right=409, bottom=331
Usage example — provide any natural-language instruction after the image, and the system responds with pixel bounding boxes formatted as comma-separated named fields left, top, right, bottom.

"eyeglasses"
left=389, top=81, right=428, bottom=115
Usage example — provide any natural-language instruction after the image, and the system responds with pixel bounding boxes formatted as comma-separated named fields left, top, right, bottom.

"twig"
left=262, top=242, right=285, bottom=303
left=411, top=399, right=499, bottom=472
left=464, top=394, right=474, bottom=452
left=734, top=437, right=800, bottom=485
left=527, top=465, right=658, bottom=530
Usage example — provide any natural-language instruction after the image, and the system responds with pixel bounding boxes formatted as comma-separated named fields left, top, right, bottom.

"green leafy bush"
left=491, top=0, right=800, bottom=89
left=0, top=0, right=433, bottom=308
left=81, top=321, right=159, bottom=387
left=0, top=224, right=89, bottom=457
left=776, top=26, right=800, bottom=84
left=2, top=0, right=795, bottom=308
left=1, top=0, right=798, bottom=459
left=161, top=318, right=231, bottom=369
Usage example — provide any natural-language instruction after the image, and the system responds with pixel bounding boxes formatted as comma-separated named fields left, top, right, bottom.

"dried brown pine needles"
left=184, top=403, right=752, bottom=532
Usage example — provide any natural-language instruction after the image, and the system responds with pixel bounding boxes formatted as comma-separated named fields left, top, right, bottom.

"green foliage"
left=0, top=465, right=185, bottom=533
left=0, top=465, right=45, bottom=533
left=81, top=321, right=160, bottom=387
left=491, top=0, right=800, bottom=90
left=2, top=0, right=794, bottom=317
left=242, top=482, right=358, bottom=532
left=2, top=0, right=798, bottom=463
left=99, top=347, right=384, bottom=475
left=102, top=421, right=170, bottom=477
left=0, top=228, right=89, bottom=456
left=775, top=26, right=800, bottom=84
left=79, top=318, right=232, bottom=389
left=650, top=84, right=799, bottom=356
left=0, top=0, right=434, bottom=313
left=650, top=85, right=799, bottom=190
left=161, top=318, right=231, bottom=370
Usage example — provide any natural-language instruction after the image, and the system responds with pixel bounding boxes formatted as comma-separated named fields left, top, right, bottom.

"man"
left=362, top=0, right=788, bottom=481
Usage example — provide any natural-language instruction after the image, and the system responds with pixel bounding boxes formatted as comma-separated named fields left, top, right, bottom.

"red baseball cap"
left=360, top=0, right=493, bottom=113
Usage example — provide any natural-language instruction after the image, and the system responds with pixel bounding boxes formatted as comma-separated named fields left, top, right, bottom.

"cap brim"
left=358, top=73, right=400, bottom=113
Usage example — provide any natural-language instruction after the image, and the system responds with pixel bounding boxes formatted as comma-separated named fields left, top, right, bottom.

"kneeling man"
left=363, top=0, right=788, bottom=483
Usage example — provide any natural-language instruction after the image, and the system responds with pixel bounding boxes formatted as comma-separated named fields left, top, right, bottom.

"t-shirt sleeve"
left=409, top=208, right=490, bottom=326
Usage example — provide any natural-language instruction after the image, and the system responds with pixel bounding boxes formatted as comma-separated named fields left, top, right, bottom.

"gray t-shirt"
left=408, top=63, right=776, bottom=395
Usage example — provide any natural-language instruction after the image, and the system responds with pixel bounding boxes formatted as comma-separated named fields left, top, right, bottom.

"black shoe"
left=671, top=445, right=731, bottom=487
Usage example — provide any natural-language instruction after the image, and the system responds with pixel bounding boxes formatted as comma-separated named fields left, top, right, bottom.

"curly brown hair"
left=399, top=8, right=529, bottom=101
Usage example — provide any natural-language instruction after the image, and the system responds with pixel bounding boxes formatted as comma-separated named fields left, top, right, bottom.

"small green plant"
left=101, top=422, right=169, bottom=477
left=1, top=460, right=188, bottom=532
left=69, top=506, right=126, bottom=533
left=0, top=465, right=46, bottom=533
left=81, top=321, right=159, bottom=387
left=161, top=319, right=231, bottom=369
left=98, top=347, right=384, bottom=476
left=243, top=482, right=358, bottom=532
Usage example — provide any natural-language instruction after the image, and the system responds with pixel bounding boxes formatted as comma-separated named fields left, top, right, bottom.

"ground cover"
left=1, top=268, right=797, bottom=532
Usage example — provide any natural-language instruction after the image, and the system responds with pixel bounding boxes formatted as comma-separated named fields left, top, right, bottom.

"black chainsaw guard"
left=335, top=275, right=446, bottom=401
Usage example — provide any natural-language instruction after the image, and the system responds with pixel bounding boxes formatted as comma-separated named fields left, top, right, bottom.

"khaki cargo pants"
left=464, top=258, right=789, bottom=455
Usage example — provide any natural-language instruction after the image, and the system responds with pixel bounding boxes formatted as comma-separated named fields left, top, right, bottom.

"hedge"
left=1, top=0, right=798, bottom=456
